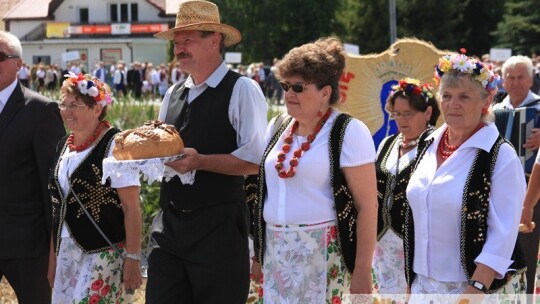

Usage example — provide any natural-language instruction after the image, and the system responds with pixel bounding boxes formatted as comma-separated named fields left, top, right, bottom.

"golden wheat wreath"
left=338, top=38, right=447, bottom=146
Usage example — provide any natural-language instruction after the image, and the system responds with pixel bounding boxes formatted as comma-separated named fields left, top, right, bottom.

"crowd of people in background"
left=15, top=52, right=540, bottom=108
left=15, top=58, right=287, bottom=105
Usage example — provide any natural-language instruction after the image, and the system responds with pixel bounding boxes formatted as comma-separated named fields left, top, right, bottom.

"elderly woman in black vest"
left=251, top=37, right=378, bottom=303
left=373, top=78, right=439, bottom=295
left=47, top=73, right=142, bottom=303
left=404, top=51, right=527, bottom=301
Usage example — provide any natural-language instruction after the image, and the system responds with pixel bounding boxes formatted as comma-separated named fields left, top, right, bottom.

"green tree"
left=396, top=0, right=460, bottom=51
left=494, top=0, right=540, bottom=55
left=215, top=0, right=344, bottom=63
left=455, top=0, right=505, bottom=57
left=339, top=0, right=390, bottom=54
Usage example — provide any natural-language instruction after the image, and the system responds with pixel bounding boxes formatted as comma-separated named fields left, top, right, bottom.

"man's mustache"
left=177, top=52, right=191, bottom=60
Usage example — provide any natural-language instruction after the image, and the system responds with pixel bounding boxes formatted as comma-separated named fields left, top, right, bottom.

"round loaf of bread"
left=113, top=120, right=184, bottom=160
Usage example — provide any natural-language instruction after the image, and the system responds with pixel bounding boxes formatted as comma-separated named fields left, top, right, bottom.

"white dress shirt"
left=158, top=61, right=268, bottom=165
left=492, top=90, right=540, bottom=111
left=0, top=79, right=19, bottom=115
left=17, top=66, right=29, bottom=80
left=406, top=123, right=526, bottom=281
left=263, top=111, right=376, bottom=225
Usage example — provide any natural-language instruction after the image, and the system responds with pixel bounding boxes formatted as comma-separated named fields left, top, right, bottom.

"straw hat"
left=154, top=0, right=242, bottom=47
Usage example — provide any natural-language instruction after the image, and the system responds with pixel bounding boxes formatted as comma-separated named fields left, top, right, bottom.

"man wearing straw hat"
left=148, top=1, right=267, bottom=303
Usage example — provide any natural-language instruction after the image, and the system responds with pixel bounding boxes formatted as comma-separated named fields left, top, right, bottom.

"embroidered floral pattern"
left=411, top=273, right=526, bottom=303
left=372, top=230, right=407, bottom=294
left=261, top=223, right=351, bottom=303
left=52, top=237, right=131, bottom=304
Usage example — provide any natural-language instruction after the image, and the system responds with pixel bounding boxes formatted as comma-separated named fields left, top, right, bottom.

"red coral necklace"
left=67, top=120, right=110, bottom=152
left=437, top=122, right=484, bottom=160
left=275, top=109, right=332, bottom=178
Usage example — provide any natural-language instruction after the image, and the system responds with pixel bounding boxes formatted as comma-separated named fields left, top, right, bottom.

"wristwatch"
left=468, top=280, right=488, bottom=293
left=125, top=253, right=141, bottom=261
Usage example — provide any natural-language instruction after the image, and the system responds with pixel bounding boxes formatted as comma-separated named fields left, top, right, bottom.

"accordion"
left=494, top=107, right=538, bottom=174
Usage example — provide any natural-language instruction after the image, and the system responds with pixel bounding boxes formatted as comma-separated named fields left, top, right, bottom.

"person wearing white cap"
left=147, top=1, right=267, bottom=303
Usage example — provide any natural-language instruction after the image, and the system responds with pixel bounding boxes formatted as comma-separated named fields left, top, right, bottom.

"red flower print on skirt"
left=91, top=279, right=104, bottom=290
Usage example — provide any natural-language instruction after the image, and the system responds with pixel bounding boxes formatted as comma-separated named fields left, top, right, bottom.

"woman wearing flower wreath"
left=251, top=37, right=378, bottom=303
left=404, top=50, right=527, bottom=301
left=373, top=78, right=440, bottom=295
left=47, top=73, right=143, bottom=303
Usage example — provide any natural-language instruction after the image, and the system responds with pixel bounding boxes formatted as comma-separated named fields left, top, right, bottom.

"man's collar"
left=185, top=61, right=228, bottom=89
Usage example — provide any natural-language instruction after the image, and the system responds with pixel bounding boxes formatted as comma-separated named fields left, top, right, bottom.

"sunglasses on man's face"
left=279, top=82, right=312, bottom=93
left=0, top=51, right=19, bottom=62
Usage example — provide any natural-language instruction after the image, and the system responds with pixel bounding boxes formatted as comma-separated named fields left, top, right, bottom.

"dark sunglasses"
left=279, top=82, right=312, bottom=93
left=0, top=51, right=19, bottom=62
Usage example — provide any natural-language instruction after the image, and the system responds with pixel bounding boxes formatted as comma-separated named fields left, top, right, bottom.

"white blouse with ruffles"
left=262, top=111, right=376, bottom=225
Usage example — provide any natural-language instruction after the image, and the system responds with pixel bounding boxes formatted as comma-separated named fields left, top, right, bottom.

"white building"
left=3, top=0, right=180, bottom=72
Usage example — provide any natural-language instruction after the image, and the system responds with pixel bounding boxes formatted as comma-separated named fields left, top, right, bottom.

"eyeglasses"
left=389, top=111, right=419, bottom=121
left=0, top=51, right=19, bottom=62
left=58, top=103, right=88, bottom=111
left=279, top=82, right=312, bottom=93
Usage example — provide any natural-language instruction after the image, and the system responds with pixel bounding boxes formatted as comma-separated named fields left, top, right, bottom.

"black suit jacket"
left=0, top=82, right=65, bottom=258
left=126, top=69, right=136, bottom=86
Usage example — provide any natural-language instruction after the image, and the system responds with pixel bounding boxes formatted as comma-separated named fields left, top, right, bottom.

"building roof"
left=147, top=0, right=166, bottom=12
left=4, top=0, right=52, bottom=20
left=3, top=0, right=167, bottom=20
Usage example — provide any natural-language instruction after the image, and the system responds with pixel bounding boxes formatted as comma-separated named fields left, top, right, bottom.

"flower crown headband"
left=390, top=77, right=434, bottom=103
left=434, top=48, right=499, bottom=93
left=62, top=72, right=112, bottom=106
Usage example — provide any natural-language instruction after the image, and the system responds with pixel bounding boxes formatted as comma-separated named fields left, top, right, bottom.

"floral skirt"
left=410, top=272, right=526, bottom=303
left=262, top=221, right=351, bottom=304
left=372, top=230, right=407, bottom=294
left=52, top=237, right=132, bottom=304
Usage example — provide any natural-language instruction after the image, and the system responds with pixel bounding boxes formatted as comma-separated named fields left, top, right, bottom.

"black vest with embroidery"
left=404, top=136, right=526, bottom=293
left=253, top=113, right=359, bottom=273
left=376, top=128, right=433, bottom=240
left=49, top=128, right=125, bottom=254
left=160, top=70, right=245, bottom=210
left=376, top=134, right=409, bottom=240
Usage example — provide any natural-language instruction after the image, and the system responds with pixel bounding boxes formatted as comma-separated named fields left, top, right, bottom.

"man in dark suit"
left=0, top=31, right=65, bottom=304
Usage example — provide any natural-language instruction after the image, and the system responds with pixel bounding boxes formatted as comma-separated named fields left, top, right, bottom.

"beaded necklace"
left=67, top=120, right=110, bottom=152
left=398, top=134, right=419, bottom=149
left=437, top=122, right=484, bottom=160
left=275, top=109, right=332, bottom=178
